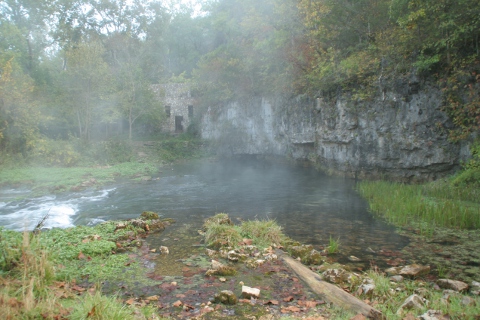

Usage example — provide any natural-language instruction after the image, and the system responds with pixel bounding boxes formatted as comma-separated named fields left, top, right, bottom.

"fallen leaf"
left=176, top=294, right=186, bottom=298
left=146, top=295, right=159, bottom=301
left=125, top=298, right=136, bottom=305
left=71, top=285, right=85, bottom=292
left=87, top=306, right=96, bottom=317
left=281, top=306, right=301, bottom=313
left=173, top=300, right=183, bottom=307
left=77, top=252, right=85, bottom=260
left=298, top=300, right=317, bottom=308
left=264, top=300, right=279, bottom=305
left=283, top=296, right=294, bottom=302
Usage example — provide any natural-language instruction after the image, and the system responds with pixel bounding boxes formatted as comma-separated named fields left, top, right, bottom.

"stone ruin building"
left=151, top=83, right=195, bottom=133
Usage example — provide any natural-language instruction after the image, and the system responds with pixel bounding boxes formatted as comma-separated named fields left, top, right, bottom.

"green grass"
left=0, top=216, right=165, bottom=319
left=327, top=236, right=340, bottom=254
left=203, top=213, right=286, bottom=250
left=357, top=179, right=480, bottom=230
left=0, top=162, right=159, bottom=196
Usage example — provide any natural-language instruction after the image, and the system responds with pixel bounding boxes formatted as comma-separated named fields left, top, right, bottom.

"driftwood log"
left=276, top=250, right=384, bottom=320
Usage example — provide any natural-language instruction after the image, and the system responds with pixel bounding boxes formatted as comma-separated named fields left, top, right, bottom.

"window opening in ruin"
left=165, top=106, right=171, bottom=117
left=188, top=105, right=193, bottom=118
left=175, top=116, right=184, bottom=132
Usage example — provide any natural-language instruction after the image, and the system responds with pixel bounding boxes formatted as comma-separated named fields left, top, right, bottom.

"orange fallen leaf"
left=87, top=306, right=96, bottom=317
left=77, top=252, right=86, bottom=260
left=283, top=296, right=294, bottom=302
left=298, top=300, right=317, bottom=308
left=281, top=306, right=301, bottom=313
left=125, top=298, right=136, bottom=305
left=173, top=300, right=183, bottom=307
left=71, top=285, right=85, bottom=292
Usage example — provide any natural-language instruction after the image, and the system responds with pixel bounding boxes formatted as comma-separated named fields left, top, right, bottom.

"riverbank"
left=1, top=212, right=479, bottom=319
left=0, top=135, right=212, bottom=198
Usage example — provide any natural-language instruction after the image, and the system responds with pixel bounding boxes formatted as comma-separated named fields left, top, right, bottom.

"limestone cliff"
left=200, top=83, right=469, bottom=181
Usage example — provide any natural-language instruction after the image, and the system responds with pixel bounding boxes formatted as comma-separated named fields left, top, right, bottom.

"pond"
left=0, top=156, right=408, bottom=268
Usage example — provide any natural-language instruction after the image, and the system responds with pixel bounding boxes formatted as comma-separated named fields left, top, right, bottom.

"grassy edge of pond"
left=0, top=134, right=213, bottom=197
left=1, top=212, right=479, bottom=319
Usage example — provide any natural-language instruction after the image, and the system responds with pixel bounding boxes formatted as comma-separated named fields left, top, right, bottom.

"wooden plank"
left=277, top=250, right=384, bottom=319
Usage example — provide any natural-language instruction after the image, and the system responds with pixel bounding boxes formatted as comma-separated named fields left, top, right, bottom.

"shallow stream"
left=0, top=157, right=408, bottom=269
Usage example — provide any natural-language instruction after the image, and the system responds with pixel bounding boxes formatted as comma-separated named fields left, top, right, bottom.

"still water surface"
left=0, top=157, right=408, bottom=264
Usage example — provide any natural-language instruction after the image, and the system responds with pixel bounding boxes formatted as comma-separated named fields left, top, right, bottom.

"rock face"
left=200, top=83, right=469, bottom=180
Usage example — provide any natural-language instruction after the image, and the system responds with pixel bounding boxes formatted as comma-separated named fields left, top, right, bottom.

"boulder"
left=436, top=279, right=469, bottom=292
left=399, top=264, right=430, bottom=278
left=396, top=294, right=425, bottom=315
left=213, top=290, right=238, bottom=305
left=241, top=286, right=261, bottom=299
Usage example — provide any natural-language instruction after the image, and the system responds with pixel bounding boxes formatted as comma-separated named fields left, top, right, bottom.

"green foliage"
left=69, top=291, right=136, bottom=320
left=452, top=139, right=480, bottom=188
left=30, top=137, right=80, bottom=167
left=239, top=220, right=284, bottom=247
left=358, top=179, right=480, bottom=229
left=204, top=223, right=243, bottom=250
left=0, top=228, right=23, bottom=273
left=327, top=236, right=340, bottom=254
left=77, top=140, right=135, bottom=165
left=203, top=213, right=287, bottom=250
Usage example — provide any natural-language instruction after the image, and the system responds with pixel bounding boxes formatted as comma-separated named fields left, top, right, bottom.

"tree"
left=59, top=40, right=112, bottom=141
left=0, top=57, right=39, bottom=154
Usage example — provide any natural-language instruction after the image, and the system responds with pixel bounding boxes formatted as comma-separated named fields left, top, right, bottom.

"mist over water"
left=0, top=157, right=408, bottom=260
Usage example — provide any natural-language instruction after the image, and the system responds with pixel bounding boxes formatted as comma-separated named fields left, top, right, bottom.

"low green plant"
left=327, top=236, right=340, bottom=254
left=204, top=223, right=242, bottom=249
left=69, top=290, right=135, bottom=320
left=239, top=219, right=284, bottom=248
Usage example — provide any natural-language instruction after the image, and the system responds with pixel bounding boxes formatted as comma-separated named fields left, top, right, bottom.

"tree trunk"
left=276, top=250, right=384, bottom=319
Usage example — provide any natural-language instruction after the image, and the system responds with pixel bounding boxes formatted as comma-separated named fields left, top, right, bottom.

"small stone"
left=213, top=290, right=238, bottom=305
left=366, top=247, right=376, bottom=253
left=396, top=294, right=425, bottom=315
left=239, top=281, right=244, bottom=286
left=436, top=279, right=469, bottom=292
left=385, top=267, right=401, bottom=275
left=399, top=264, right=430, bottom=278
left=160, top=246, right=169, bottom=254
left=350, top=314, right=367, bottom=320
left=390, top=275, right=404, bottom=283
left=171, top=281, right=177, bottom=286
left=211, top=259, right=225, bottom=270
left=419, top=309, right=449, bottom=320
left=471, top=281, right=480, bottom=295
left=461, top=296, right=476, bottom=306
left=206, top=249, right=217, bottom=257
left=414, top=287, right=430, bottom=298
left=242, top=286, right=260, bottom=299
left=219, top=277, right=227, bottom=282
